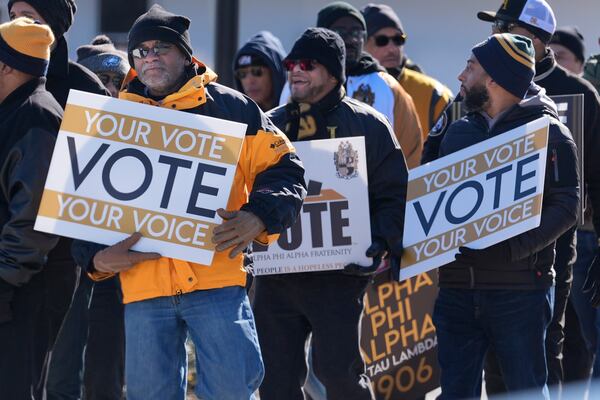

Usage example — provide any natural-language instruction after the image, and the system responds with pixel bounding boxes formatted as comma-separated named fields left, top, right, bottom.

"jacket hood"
left=233, top=31, right=286, bottom=107
left=515, top=83, right=559, bottom=119
left=347, top=51, right=385, bottom=76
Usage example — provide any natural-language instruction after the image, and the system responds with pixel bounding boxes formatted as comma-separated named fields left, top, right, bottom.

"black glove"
left=454, top=241, right=511, bottom=267
left=0, top=279, right=14, bottom=324
left=387, top=240, right=404, bottom=281
left=583, top=248, right=600, bottom=308
left=343, top=239, right=386, bottom=276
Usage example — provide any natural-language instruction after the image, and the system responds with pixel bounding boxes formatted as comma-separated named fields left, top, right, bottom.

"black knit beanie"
left=317, top=1, right=366, bottom=30
left=76, top=35, right=129, bottom=76
left=8, top=0, right=76, bottom=39
left=361, top=3, right=406, bottom=39
left=550, top=26, right=585, bottom=63
left=285, top=27, right=346, bottom=84
left=127, top=4, right=193, bottom=66
left=472, top=34, right=535, bottom=99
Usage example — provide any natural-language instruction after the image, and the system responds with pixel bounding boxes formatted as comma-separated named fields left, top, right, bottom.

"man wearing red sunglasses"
left=254, top=27, right=408, bottom=400
left=362, top=4, right=453, bottom=142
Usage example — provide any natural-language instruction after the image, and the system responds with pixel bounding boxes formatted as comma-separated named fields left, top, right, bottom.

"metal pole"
left=214, top=0, right=239, bottom=88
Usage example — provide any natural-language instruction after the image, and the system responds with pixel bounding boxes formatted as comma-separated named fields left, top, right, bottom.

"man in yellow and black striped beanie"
left=0, top=17, right=54, bottom=76
left=471, top=33, right=536, bottom=99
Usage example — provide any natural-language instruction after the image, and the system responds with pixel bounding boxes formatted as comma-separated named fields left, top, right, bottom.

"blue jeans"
left=570, top=230, right=600, bottom=377
left=433, top=288, right=553, bottom=400
left=124, top=286, right=263, bottom=400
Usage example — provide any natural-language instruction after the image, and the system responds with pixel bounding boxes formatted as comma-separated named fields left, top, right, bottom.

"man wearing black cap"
left=8, top=4, right=111, bottom=394
left=477, top=1, right=600, bottom=392
left=71, top=5, right=306, bottom=399
left=234, top=31, right=287, bottom=111
left=361, top=3, right=453, bottom=141
left=253, top=27, right=407, bottom=400
left=550, top=26, right=586, bottom=75
left=431, top=33, right=579, bottom=399
left=279, top=1, right=422, bottom=168
left=0, top=17, right=63, bottom=399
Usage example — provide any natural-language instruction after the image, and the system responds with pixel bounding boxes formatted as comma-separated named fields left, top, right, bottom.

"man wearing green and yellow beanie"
left=0, top=17, right=64, bottom=399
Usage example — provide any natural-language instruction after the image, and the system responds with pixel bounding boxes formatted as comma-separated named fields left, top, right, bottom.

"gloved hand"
left=387, top=240, right=404, bottom=282
left=0, top=279, right=14, bottom=324
left=93, top=232, right=161, bottom=274
left=454, top=241, right=511, bottom=267
left=343, top=239, right=387, bottom=276
left=583, top=248, right=600, bottom=308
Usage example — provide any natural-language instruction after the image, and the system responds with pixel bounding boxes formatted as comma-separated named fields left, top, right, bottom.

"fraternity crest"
left=352, top=84, right=375, bottom=106
left=334, top=141, right=359, bottom=179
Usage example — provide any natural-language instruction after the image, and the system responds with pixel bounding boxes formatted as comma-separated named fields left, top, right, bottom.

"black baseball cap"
left=478, top=0, right=556, bottom=43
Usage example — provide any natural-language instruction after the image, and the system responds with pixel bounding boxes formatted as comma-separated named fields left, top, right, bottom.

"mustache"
left=141, top=63, right=164, bottom=73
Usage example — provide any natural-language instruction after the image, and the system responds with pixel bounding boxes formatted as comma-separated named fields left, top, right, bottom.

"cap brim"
left=477, top=11, right=497, bottom=22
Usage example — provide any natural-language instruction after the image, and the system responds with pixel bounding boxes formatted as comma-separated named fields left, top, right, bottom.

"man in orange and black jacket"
left=71, top=5, right=306, bottom=400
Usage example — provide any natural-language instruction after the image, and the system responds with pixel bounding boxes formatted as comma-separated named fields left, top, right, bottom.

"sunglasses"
left=493, top=19, right=518, bottom=33
left=98, top=73, right=124, bottom=89
left=373, top=34, right=405, bottom=47
left=235, top=66, right=264, bottom=80
left=283, top=59, right=316, bottom=72
left=330, top=27, right=365, bottom=40
left=131, top=42, right=173, bottom=59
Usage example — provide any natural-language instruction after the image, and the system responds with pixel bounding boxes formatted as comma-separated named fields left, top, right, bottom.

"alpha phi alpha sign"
left=253, top=137, right=372, bottom=275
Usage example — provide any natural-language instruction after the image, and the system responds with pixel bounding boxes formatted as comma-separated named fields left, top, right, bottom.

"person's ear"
left=184, top=58, right=191, bottom=66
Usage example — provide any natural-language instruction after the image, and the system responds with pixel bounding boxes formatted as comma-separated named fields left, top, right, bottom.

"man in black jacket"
left=432, top=33, right=579, bottom=399
left=8, top=2, right=111, bottom=397
left=254, top=27, right=407, bottom=400
left=476, top=0, right=600, bottom=391
left=0, top=18, right=62, bottom=399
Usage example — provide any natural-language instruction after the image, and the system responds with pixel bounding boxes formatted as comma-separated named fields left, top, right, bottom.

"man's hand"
left=454, top=242, right=510, bottom=267
left=93, top=232, right=161, bottom=274
left=212, top=209, right=266, bottom=259
left=343, top=240, right=387, bottom=276
left=583, top=249, right=600, bottom=307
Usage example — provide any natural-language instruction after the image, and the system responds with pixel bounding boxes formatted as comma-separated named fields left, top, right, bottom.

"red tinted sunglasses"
left=283, top=59, right=316, bottom=71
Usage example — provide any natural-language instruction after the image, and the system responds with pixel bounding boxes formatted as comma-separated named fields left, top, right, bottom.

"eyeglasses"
left=283, top=59, right=316, bottom=72
left=98, top=73, right=124, bottom=89
left=235, top=66, right=264, bottom=80
left=131, top=42, right=173, bottom=59
left=330, top=27, right=365, bottom=40
left=493, top=19, right=518, bottom=33
left=373, top=34, right=405, bottom=47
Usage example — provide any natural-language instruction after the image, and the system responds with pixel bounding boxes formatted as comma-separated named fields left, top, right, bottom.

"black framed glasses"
left=283, top=59, right=316, bottom=72
left=493, top=19, right=518, bottom=33
left=330, top=27, right=365, bottom=40
left=98, top=73, right=124, bottom=89
left=234, top=66, right=264, bottom=80
left=373, top=34, right=405, bottom=47
left=131, top=42, right=173, bottom=59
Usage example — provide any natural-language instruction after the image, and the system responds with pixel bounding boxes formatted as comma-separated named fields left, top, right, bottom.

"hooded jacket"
left=0, top=78, right=63, bottom=317
left=280, top=53, right=423, bottom=168
left=268, top=85, right=408, bottom=251
left=233, top=31, right=286, bottom=111
left=71, top=59, right=306, bottom=304
left=438, top=85, right=580, bottom=289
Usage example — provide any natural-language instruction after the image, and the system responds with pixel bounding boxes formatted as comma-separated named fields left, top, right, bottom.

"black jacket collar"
left=0, top=77, right=45, bottom=113
left=534, top=49, right=557, bottom=82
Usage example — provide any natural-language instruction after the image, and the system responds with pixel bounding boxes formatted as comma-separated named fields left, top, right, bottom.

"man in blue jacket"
left=433, top=33, right=579, bottom=399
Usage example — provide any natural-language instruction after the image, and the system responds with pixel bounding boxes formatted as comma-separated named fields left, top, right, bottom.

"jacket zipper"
left=552, top=149, right=559, bottom=182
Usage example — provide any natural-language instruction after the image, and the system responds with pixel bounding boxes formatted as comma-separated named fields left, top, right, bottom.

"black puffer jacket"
left=0, top=78, right=63, bottom=315
left=438, top=85, right=580, bottom=289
